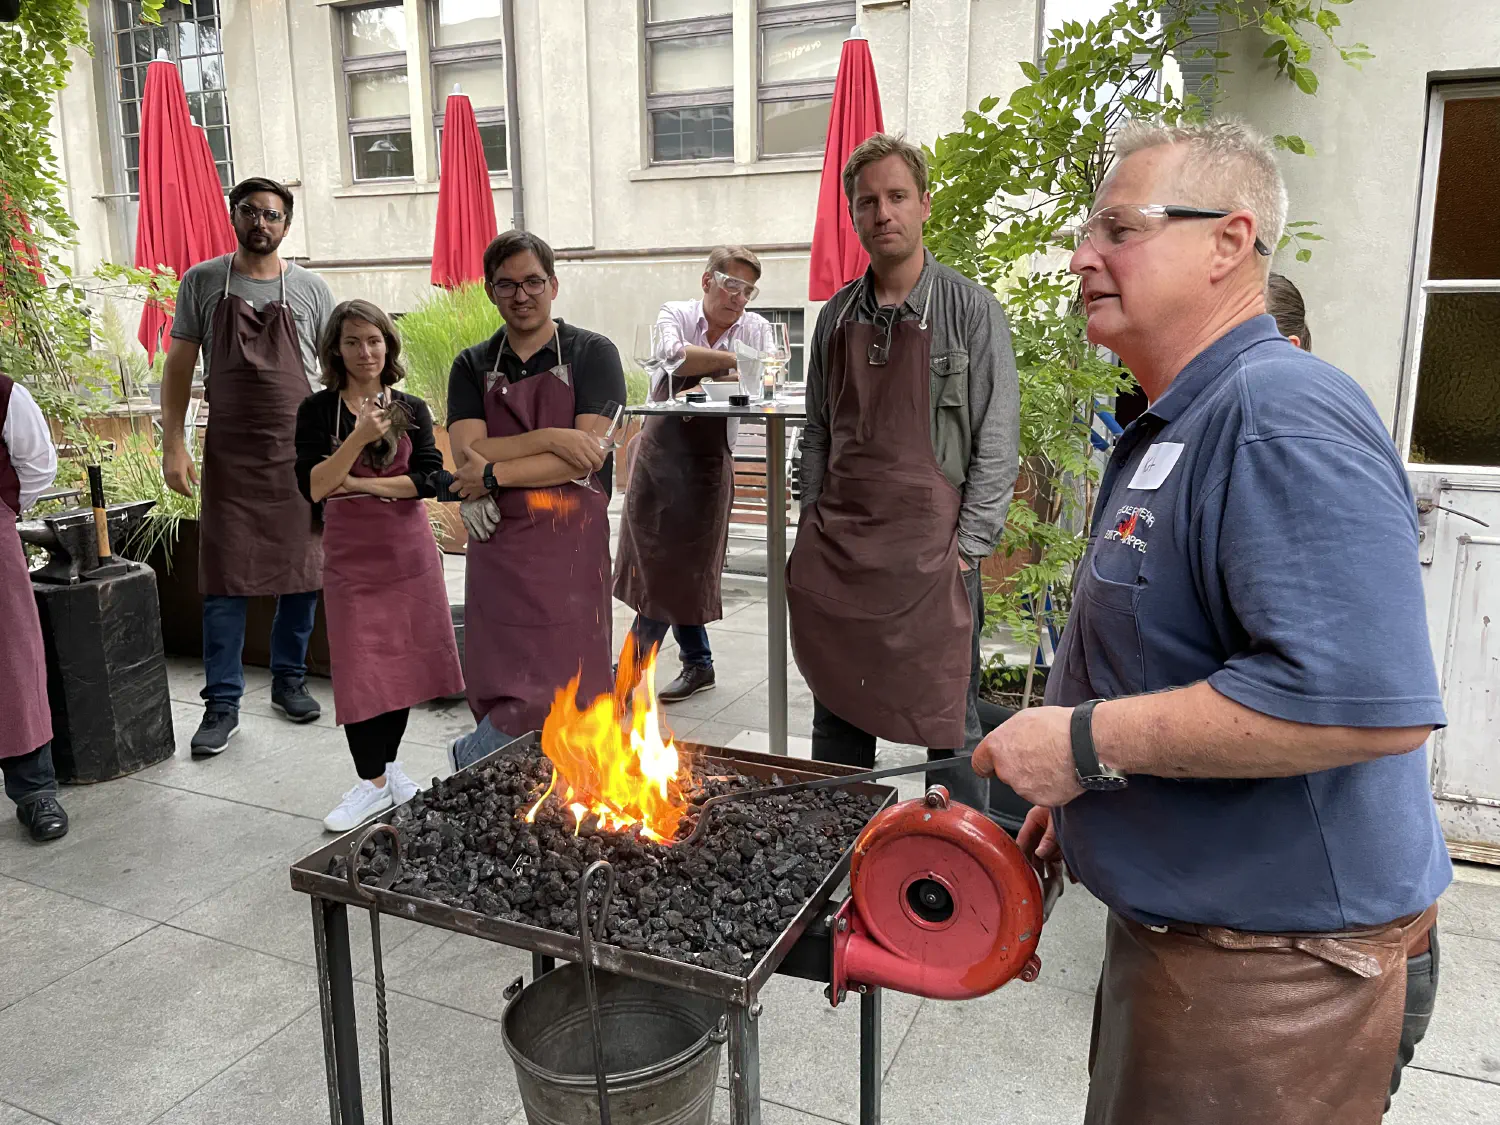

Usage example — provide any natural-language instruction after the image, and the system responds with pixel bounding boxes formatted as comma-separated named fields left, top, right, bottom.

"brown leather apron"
left=0, top=376, right=52, bottom=760
left=786, top=288, right=972, bottom=749
left=612, top=367, right=734, bottom=625
left=1086, top=904, right=1439, bottom=1125
left=464, top=329, right=613, bottom=735
left=198, top=256, right=323, bottom=596
left=321, top=414, right=464, bottom=726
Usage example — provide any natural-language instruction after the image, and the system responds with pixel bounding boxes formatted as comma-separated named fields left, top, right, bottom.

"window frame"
left=427, top=0, right=508, bottom=175
left=755, top=0, right=852, bottom=160
left=342, top=1, right=416, bottom=183
left=1396, top=79, right=1500, bottom=472
left=106, top=0, right=235, bottom=200
left=643, top=6, right=736, bottom=165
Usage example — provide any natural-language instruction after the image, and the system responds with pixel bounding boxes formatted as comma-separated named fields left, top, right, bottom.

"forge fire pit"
left=291, top=735, right=899, bottom=1125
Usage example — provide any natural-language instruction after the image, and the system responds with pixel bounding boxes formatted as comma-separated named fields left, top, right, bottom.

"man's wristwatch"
left=1071, top=699, right=1129, bottom=792
left=482, top=463, right=498, bottom=493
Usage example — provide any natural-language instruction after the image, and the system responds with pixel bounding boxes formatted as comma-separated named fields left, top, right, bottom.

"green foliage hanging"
left=924, top=0, right=1370, bottom=649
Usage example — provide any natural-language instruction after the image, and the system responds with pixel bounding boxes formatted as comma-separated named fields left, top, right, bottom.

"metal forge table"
left=291, top=737, right=895, bottom=1125
left=624, top=398, right=807, bottom=756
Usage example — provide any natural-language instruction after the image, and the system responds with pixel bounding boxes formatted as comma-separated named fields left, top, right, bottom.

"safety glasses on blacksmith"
left=1057, top=204, right=1273, bottom=257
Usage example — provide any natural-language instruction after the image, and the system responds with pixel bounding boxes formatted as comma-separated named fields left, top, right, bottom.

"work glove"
left=460, top=496, right=501, bottom=543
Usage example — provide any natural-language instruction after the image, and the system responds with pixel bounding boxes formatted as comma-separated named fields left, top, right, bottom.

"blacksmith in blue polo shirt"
left=974, top=120, right=1449, bottom=1125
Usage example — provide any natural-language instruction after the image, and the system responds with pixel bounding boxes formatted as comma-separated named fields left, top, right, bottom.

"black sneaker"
left=191, top=707, right=240, bottom=757
left=16, top=795, right=68, bottom=842
left=658, top=664, right=715, bottom=703
left=271, top=678, right=322, bottom=723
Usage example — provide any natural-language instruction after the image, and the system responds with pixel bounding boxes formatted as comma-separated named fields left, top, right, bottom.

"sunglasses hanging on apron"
left=463, top=326, right=613, bottom=736
left=198, top=255, right=323, bottom=597
left=320, top=393, right=464, bottom=726
left=787, top=283, right=972, bottom=750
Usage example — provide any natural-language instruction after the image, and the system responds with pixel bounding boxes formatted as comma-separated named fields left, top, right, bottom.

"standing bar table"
left=624, top=398, right=807, bottom=755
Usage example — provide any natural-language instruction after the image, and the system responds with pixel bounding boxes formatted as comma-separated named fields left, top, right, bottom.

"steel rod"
left=860, top=989, right=883, bottom=1125
left=323, top=902, right=366, bottom=1125
left=311, top=897, right=344, bottom=1125
left=767, top=417, right=789, bottom=755
left=728, top=1003, right=763, bottom=1125
left=577, top=860, right=617, bottom=1125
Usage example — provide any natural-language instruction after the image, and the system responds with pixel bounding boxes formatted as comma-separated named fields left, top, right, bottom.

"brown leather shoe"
left=658, top=664, right=715, bottom=703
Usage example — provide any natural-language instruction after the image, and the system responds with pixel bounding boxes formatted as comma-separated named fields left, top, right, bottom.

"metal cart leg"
left=860, top=988, right=882, bottom=1125
left=312, top=897, right=365, bottom=1125
left=532, top=952, right=555, bottom=979
left=728, top=1002, right=763, bottom=1125
left=766, top=416, right=788, bottom=756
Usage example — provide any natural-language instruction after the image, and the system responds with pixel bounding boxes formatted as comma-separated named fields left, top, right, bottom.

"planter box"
left=140, top=518, right=334, bottom=676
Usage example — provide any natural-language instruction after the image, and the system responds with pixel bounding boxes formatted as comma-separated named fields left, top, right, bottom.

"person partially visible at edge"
left=789, top=132, right=1021, bottom=813
left=1267, top=270, right=1313, bottom=351
left=972, top=120, right=1447, bottom=1125
left=0, top=372, right=68, bottom=841
left=294, top=300, right=464, bottom=833
left=160, top=176, right=336, bottom=757
left=613, top=246, right=773, bottom=704
left=444, top=230, right=627, bottom=772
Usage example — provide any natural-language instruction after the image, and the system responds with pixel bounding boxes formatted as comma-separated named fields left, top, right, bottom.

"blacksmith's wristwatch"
left=1071, top=699, right=1129, bottom=792
left=482, top=463, right=498, bottom=493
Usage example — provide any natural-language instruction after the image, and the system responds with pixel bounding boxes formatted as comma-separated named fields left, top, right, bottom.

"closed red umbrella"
left=431, top=93, right=498, bottom=289
left=809, top=30, right=884, bottom=301
left=134, top=58, right=235, bottom=358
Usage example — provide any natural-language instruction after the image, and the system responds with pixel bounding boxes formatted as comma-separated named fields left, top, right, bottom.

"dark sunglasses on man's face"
left=490, top=276, right=550, bottom=299
left=235, top=203, right=287, bottom=226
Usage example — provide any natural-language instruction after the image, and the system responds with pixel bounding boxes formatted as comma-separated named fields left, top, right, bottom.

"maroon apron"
left=199, top=257, right=323, bottom=596
left=786, top=289, right=971, bottom=748
left=321, top=410, right=465, bottom=726
left=612, top=366, right=734, bottom=625
left=0, top=376, right=52, bottom=760
left=464, top=329, right=613, bottom=735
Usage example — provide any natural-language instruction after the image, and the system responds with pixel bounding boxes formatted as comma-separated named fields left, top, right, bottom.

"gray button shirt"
left=800, top=249, right=1021, bottom=563
left=172, top=255, right=335, bottom=389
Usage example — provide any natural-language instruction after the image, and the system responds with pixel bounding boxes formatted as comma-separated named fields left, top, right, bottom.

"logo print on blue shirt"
left=1105, top=505, right=1154, bottom=554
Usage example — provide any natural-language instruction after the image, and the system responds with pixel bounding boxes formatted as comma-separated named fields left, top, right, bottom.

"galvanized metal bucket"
left=502, top=963, right=727, bottom=1125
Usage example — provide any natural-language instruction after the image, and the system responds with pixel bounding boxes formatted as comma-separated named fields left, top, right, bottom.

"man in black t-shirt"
left=446, top=231, right=626, bottom=770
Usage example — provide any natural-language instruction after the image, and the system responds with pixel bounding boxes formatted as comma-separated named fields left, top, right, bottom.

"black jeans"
left=344, top=708, right=410, bottom=780
left=1, top=742, right=58, bottom=808
left=1388, top=926, right=1440, bottom=1110
left=811, top=567, right=989, bottom=811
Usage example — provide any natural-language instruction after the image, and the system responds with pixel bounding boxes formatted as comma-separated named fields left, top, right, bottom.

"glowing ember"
left=525, top=489, right=581, bottom=519
left=530, top=634, right=692, bottom=842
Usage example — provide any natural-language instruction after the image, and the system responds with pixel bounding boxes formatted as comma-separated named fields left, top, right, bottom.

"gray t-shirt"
left=172, top=256, right=335, bottom=389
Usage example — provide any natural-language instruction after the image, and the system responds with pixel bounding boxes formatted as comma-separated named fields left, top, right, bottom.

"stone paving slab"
left=0, top=925, right=315, bottom=1125
left=1385, top=1065, right=1500, bottom=1125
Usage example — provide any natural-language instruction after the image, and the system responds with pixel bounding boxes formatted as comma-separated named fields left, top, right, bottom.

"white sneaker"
left=323, top=780, right=394, bottom=833
left=385, top=761, right=420, bottom=805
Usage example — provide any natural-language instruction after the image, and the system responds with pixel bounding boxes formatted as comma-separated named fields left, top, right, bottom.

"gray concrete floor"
left=3, top=554, right=1499, bottom=1123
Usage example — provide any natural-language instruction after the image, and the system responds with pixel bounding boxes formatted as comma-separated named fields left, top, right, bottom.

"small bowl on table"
left=703, top=380, right=742, bottom=403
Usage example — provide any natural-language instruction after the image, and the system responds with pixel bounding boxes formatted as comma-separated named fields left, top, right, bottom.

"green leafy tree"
left=924, top=0, right=1369, bottom=649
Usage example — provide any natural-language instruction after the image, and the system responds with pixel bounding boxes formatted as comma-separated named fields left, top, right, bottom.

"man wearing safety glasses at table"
left=788, top=133, right=1020, bottom=812
left=614, top=247, right=773, bottom=703
left=444, top=230, right=627, bottom=773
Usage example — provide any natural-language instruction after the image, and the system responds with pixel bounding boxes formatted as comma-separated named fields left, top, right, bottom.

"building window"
left=753, top=307, right=806, bottom=383
left=110, top=0, right=233, bottom=197
left=430, top=0, right=507, bottom=174
left=645, top=0, right=734, bottom=164
left=343, top=2, right=414, bottom=182
left=1402, top=83, right=1500, bottom=468
left=757, top=1, right=852, bottom=158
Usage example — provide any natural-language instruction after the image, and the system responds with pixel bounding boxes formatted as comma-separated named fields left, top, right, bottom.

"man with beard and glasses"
left=161, top=177, right=335, bottom=757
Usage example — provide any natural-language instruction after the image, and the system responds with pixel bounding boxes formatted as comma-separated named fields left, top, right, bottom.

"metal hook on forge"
left=347, top=822, right=403, bottom=1125
left=577, top=859, right=617, bottom=1125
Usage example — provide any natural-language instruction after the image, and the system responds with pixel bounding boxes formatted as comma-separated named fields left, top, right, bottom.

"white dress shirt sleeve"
left=3, top=383, right=59, bottom=512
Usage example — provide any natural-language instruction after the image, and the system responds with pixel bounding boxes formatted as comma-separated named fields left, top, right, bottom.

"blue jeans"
left=451, top=714, right=520, bottom=771
left=201, top=591, right=319, bottom=709
left=631, top=614, right=713, bottom=669
left=1, top=742, right=57, bottom=807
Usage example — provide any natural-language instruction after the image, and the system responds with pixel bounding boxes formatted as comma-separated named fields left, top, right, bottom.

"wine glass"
left=571, top=401, right=627, bottom=491
left=763, top=321, right=792, bottom=400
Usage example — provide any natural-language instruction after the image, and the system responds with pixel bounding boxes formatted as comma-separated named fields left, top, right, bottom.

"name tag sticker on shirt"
left=1127, top=442, right=1185, bottom=491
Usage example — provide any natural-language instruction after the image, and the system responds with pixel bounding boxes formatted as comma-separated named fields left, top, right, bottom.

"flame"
left=529, top=633, right=692, bottom=843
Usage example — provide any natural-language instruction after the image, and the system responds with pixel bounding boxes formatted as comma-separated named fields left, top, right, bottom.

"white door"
left=1399, top=82, right=1500, bottom=862
left=1410, top=474, right=1500, bottom=864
